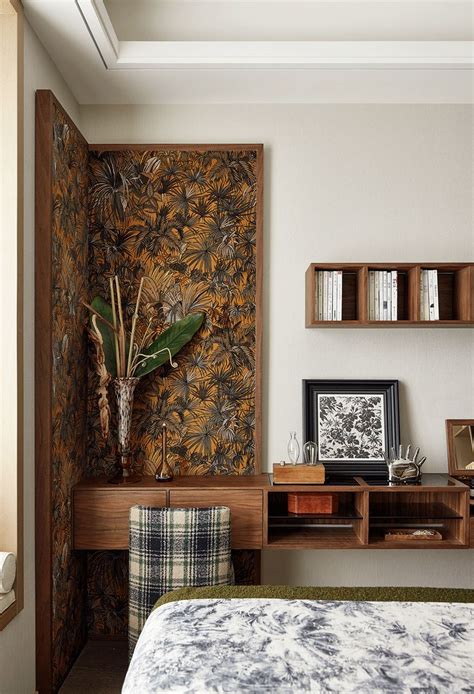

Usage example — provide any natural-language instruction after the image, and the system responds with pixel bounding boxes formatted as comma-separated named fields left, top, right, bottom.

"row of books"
left=316, top=270, right=343, bottom=321
left=368, top=271, right=398, bottom=321
left=420, top=269, right=439, bottom=320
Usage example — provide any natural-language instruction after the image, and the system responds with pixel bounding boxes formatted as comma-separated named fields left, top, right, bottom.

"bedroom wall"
left=82, top=103, right=473, bottom=588
left=0, top=21, right=81, bottom=694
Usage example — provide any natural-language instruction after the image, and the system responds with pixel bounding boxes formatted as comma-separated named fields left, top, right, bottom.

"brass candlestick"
left=155, top=423, right=174, bottom=482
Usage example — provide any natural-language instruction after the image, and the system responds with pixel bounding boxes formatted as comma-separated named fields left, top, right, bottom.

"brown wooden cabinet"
left=305, top=263, right=474, bottom=328
left=73, top=474, right=471, bottom=552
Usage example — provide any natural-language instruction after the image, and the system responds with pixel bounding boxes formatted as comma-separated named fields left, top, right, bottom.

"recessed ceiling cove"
left=23, top=0, right=474, bottom=104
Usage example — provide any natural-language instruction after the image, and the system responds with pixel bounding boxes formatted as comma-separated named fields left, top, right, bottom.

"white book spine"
left=332, top=272, right=337, bottom=321
left=419, top=272, right=424, bottom=320
left=422, top=270, right=430, bottom=320
left=382, top=272, right=388, bottom=320
left=375, top=272, right=380, bottom=320
left=369, top=271, right=375, bottom=320
left=433, top=269, right=439, bottom=320
left=317, top=272, right=323, bottom=321
left=323, top=271, right=328, bottom=320
left=328, top=272, right=333, bottom=321
left=337, top=270, right=343, bottom=320
left=391, top=270, right=398, bottom=321
left=428, top=269, right=435, bottom=320
left=386, top=272, right=392, bottom=320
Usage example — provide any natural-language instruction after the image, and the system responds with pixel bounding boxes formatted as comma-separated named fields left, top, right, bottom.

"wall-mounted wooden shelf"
left=73, top=474, right=470, bottom=552
left=305, top=263, right=474, bottom=328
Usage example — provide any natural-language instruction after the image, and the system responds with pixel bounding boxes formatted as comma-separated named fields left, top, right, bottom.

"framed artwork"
left=303, top=379, right=400, bottom=477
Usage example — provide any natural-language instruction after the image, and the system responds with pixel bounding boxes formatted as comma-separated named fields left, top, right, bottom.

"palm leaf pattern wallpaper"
left=47, top=99, right=261, bottom=667
left=87, top=148, right=259, bottom=478
left=51, top=104, right=89, bottom=688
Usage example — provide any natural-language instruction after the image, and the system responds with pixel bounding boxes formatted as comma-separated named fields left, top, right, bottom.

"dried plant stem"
left=129, top=317, right=154, bottom=374
left=81, top=301, right=117, bottom=334
left=109, top=276, right=121, bottom=376
left=131, top=347, right=178, bottom=376
left=114, top=275, right=126, bottom=377
left=127, top=276, right=144, bottom=377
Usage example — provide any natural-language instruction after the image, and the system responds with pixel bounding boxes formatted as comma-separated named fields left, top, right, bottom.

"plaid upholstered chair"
left=128, top=505, right=233, bottom=655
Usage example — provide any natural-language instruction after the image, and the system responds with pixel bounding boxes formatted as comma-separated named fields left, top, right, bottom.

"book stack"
left=368, top=270, right=398, bottom=320
left=420, top=269, right=439, bottom=320
left=316, top=270, right=343, bottom=321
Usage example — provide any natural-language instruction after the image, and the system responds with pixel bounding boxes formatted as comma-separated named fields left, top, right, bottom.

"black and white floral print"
left=318, top=394, right=385, bottom=461
left=122, top=598, right=473, bottom=693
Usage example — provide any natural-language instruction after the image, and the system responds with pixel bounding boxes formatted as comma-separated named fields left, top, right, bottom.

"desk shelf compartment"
left=368, top=491, right=469, bottom=548
left=266, top=491, right=368, bottom=548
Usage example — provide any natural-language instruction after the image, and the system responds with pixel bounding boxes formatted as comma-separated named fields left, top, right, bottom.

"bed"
left=123, top=586, right=474, bottom=693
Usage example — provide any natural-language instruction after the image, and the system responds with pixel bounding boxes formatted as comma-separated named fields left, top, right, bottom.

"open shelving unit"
left=305, top=262, right=474, bottom=327
left=264, top=475, right=469, bottom=549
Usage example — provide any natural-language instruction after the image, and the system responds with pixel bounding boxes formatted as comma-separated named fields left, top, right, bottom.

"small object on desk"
left=272, top=463, right=325, bottom=485
left=303, top=441, right=318, bottom=465
left=384, top=529, right=442, bottom=542
left=155, top=423, right=174, bottom=482
left=288, top=492, right=338, bottom=515
left=287, top=431, right=300, bottom=464
left=387, top=444, right=426, bottom=484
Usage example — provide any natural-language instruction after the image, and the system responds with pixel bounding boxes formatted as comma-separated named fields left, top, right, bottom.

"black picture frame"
left=303, top=379, right=400, bottom=478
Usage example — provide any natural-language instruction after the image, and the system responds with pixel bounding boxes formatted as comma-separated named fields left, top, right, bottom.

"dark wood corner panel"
left=73, top=474, right=471, bottom=552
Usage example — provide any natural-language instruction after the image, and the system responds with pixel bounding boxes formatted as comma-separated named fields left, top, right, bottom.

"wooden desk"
left=73, top=474, right=471, bottom=551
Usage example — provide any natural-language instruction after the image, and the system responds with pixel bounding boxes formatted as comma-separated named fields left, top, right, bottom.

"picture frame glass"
left=317, top=393, right=385, bottom=462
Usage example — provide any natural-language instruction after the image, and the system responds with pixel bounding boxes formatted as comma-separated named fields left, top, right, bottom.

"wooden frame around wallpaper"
left=35, top=89, right=263, bottom=692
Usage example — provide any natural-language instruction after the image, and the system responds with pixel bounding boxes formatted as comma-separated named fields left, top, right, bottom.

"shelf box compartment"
left=307, top=265, right=366, bottom=324
left=266, top=490, right=368, bottom=547
left=367, top=267, right=411, bottom=321
left=368, top=490, right=469, bottom=547
left=306, top=263, right=474, bottom=327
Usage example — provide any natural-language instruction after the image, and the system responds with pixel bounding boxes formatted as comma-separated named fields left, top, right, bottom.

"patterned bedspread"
left=123, top=598, right=473, bottom=693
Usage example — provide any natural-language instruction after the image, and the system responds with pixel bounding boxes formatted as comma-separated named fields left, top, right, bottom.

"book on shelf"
left=368, top=270, right=398, bottom=321
left=315, top=270, right=343, bottom=321
left=420, top=269, right=439, bottom=320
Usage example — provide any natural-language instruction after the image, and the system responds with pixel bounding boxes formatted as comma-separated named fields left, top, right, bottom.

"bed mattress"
left=123, top=597, right=473, bottom=693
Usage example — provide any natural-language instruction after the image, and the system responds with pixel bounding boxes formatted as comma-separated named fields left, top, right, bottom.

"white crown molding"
left=116, top=40, right=474, bottom=70
left=77, top=0, right=474, bottom=70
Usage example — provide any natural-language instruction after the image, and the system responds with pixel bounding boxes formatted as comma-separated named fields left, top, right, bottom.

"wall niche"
left=35, top=90, right=263, bottom=693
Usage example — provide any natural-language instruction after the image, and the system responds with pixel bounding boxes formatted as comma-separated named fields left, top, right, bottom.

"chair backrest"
left=129, top=505, right=232, bottom=655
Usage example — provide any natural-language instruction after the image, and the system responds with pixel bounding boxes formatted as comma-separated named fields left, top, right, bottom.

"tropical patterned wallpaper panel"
left=48, top=132, right=260, bottom=667
left=51, top=103, right=90, bottom=689
left=87, top=148, right=258, bottom=478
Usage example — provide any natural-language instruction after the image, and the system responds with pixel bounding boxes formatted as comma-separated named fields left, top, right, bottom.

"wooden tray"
left=384, top=529, right=443, bottom=542
left=273, top=464, right=325, bottom=485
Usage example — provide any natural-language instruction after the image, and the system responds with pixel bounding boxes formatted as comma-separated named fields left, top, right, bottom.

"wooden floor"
left=59, top=640, right=128, bottom=694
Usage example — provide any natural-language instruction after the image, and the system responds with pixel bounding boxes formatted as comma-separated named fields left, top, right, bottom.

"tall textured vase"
left=110, top=376, right=142, bottom=484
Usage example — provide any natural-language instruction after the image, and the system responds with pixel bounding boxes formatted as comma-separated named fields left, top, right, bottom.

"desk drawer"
left=169, top=490, right=263, bottom=549
left=73, top=489, right=167, bottom=549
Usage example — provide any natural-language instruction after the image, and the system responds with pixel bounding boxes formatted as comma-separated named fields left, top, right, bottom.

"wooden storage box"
left=288, top=492, right=338, bottom=515
left=273, top=463, right=325, bottom=485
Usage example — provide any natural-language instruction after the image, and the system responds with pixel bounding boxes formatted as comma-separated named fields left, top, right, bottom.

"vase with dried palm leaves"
left=84, top=275, right=204, bottom=484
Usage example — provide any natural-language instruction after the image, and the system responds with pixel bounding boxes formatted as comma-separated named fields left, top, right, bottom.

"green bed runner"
left=155, top=585, right=474, bottom=609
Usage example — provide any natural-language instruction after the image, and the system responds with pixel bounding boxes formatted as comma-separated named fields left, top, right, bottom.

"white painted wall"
left=82, top=103, right=474, bottom=587
left=0, top=20, right=81, bottom=694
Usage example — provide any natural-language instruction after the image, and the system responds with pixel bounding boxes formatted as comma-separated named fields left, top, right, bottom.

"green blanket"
left=155, top=585, right=474, bottom=608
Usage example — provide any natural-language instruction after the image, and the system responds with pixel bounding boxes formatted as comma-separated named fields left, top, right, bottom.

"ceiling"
left=23, top=0, right=474, bottom=104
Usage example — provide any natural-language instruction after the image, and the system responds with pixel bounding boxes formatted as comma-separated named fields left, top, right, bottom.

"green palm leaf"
left=90, top=296, right=117, bottom=377
left=134, top=312, right=204, bottom=378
